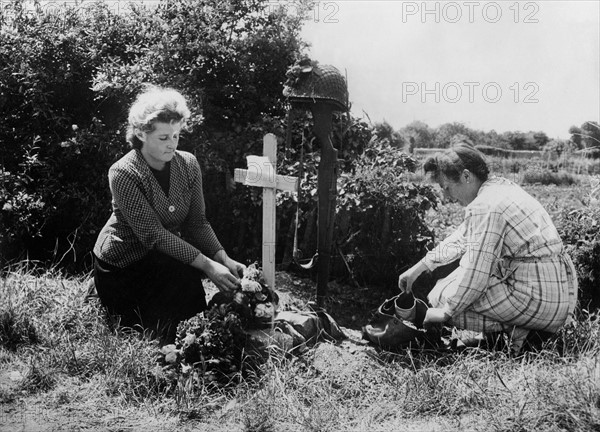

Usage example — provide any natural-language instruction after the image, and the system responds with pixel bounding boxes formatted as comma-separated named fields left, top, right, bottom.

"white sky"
left=301, top=0, right=600, bottom=139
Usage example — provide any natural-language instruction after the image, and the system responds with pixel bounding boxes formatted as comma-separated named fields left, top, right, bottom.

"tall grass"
left=1, top=264, right=600, bottom=431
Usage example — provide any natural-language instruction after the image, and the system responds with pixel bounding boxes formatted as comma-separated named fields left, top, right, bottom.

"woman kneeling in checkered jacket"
left=93, top=86, right=245, bottom=342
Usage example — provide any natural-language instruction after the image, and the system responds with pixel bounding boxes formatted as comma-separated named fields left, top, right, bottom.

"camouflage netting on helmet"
left=283, top=57, right=349, bottom=112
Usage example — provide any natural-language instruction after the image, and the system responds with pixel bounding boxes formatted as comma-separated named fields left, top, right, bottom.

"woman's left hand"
left=423, top=307, right=451, bottom=330
left=224, top=257, right=246, bottom=279
left=213, top=250, right=246, bottom=279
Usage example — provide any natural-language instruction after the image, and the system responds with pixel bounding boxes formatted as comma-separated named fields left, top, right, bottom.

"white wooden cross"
left=234, top=133, right=299, bottom=290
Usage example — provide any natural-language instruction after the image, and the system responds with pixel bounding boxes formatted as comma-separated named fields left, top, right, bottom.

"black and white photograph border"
left=1, top=1, right=599, bottom=431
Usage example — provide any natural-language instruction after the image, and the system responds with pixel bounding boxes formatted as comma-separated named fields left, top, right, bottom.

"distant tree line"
left=372, top=120, right=600, bottom=158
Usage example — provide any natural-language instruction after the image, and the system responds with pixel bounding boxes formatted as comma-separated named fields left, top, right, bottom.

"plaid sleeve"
left=442, top=205, right=506, bottom=316
left=109, top=165, right=202, bottom=264
left=422, top=221, right=467, bottom=270
left=180, top=154, right=223, bottom=259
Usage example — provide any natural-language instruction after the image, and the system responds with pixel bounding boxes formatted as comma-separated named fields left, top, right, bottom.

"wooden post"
left=234, top=134, right=298, bottom=290
left=311, top=103, right=337, bottom=308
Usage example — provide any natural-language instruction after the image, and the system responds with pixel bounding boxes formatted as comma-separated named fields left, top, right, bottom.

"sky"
left=300, top=0, right=600, bottom=139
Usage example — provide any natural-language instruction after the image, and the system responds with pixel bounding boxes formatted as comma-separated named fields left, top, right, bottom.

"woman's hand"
left=212, top=250, right=246, bottom=279
left=398, top=260, right=429, bottom=293
left=423, top=307, right=451, bottom=330
left=204, top=260, right=241, bottom=293
left=224, top=257, right=246, bottom=279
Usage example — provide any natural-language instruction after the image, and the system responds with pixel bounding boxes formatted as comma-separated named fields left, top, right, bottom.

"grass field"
left=1, top=184, right=599, bottom=432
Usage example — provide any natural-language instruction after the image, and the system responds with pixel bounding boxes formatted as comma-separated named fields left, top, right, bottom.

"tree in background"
left=569, top=125, right=583, bottom=149
left=395, top=119, right=554, bottom=152
left=498, top=131, right=548, bottom=151
left=543, top=139, right=575, bottom=159
left=581, top=121, right=600, bottom=150
left=569, top=122, right=600, bottom=158
left=432, top=122, right=479, bottom=148
left=399, top=120, right=435, bottom=148
left=373, top=120, right=405, bottom=149
left=499, top=131, right=526, bottom=150
left=533, top=131, right=550, bottom=149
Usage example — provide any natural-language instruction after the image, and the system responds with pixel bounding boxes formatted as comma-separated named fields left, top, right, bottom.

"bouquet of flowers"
left=156, top=264, right=279, bottom=385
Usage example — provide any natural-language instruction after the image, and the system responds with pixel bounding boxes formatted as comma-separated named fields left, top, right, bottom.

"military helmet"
left=283, top=58, right=349, bottom=112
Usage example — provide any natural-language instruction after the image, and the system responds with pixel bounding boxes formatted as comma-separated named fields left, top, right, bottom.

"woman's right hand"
left=398, top=260, right=429, bottom=293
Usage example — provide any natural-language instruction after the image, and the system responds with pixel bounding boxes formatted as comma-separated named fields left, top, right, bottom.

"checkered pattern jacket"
left=93, top=149, right=223, bottom=268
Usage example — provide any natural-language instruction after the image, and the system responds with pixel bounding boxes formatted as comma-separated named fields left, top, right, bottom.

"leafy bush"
left=0, top=169, right=47, bottom=265
left=558, top=205, right=600, bottom=312
left=332, top=141, right=437, bottom=285
left=0, top=2, right=144, bottom=267
left=1, top=0, right=438, bottom=290
left=0, top=0, right=304, bottom=270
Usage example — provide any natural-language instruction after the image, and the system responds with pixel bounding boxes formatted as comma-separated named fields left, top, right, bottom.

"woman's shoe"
left=362, top=293, right=428, bottom=348
left=413, top=298, right=428, bottom=328
left=367, top=296, right=397, bottom=326
left=394, top=292, right=417, bottom=321
left=362, top=316, right=425, bottom=348
left=394, top=293, right=429, bottom=328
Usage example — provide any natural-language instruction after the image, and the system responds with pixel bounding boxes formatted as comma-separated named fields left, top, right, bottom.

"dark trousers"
left=93, top=251, right=207, bottom=342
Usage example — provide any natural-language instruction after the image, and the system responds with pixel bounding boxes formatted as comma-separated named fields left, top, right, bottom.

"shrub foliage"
left=333, top=141, right=437, bottom=285
left=0, top=0, right=304, bottom=269
left=559, top=206, right=600, bottom=311
left=1, top=0, right=437, bottom=286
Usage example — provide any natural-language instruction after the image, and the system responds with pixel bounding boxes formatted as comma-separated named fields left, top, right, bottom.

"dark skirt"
left=93, top=251, right=208, bottom=341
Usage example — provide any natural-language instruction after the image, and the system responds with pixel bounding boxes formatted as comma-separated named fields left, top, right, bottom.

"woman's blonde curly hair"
left=126, top=85, right=191, bottom=149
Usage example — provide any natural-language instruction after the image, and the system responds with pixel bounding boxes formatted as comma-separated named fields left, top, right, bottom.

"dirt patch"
left=273, top=271, right=397, bottom=330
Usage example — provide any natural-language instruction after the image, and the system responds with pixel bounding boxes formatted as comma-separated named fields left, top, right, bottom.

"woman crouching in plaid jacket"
left=398, top=141, right=578, bottom=353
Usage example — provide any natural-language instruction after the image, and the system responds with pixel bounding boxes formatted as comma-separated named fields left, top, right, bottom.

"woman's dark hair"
left=126, top=85, right=191, bottom=149
left=423, top=139, right=489, bottom=182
